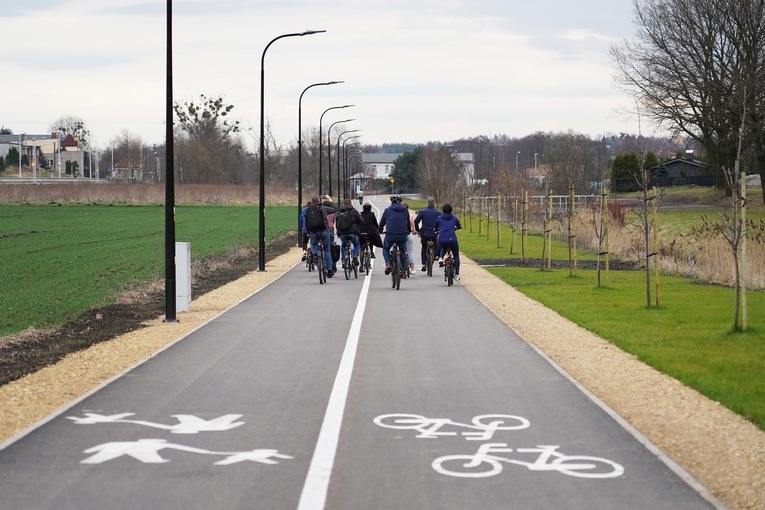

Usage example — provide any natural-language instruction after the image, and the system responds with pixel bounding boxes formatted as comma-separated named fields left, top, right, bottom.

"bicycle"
left=388, top=240, right=405, bottom=290
left=342, top=238, right=358, bottom=280
left=443, top=248, right=455, bottom=286
left=315, top=237, right=327, bottom=284
left=424, top=237, right=437, bottom=277
left=359, top=237, right=373, bottom=276
left=432, top=442, right=624, bottom=479
left=305, top=247, right=314, bottom=272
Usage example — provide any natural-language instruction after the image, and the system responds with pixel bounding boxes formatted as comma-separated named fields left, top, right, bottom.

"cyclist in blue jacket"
left=378, top=194, right=411, bottom=278
left=299, top=200, right=311, bottom=261
left=414, top=197, right=441, bottom=272
left=434, top=203, right=462, bottom=281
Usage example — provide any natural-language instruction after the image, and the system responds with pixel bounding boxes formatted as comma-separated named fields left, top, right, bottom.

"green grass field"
left=0, top=203, right=296, bottom=336
left=455, top=217, right=765, bottom=431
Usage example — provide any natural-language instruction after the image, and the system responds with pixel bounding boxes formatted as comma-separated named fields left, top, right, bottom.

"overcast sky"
left=2, top=0, right=648, bottom=149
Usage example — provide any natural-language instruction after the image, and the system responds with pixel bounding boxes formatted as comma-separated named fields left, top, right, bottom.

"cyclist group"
left=300, top=194, right=460, bottom=282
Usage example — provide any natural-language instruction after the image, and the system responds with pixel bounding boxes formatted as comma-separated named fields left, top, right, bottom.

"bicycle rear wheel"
left=389, top=249, right=398, bottom=289
left=363, top=247, right=371, bottom=275
left=426, top=245, right=434, bottom=277
left=344, top=250, right=351, bottom=280
left=352, top=253, right=358, bottom=278
left=447, top=263, right=454, bottom=286
left=317, top=252, right=326, bottom=284
left=393, top=250, right=401, bottom=290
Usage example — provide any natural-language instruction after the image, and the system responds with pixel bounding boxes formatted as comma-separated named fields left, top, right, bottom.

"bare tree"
left=543, top=131, right=597, bottom=194
left=692, top=111, right=748, bottom=332
left=174, top=94, right=248, bottom=184
left=611, top=0, right=765, bottom=203
left=417, top=146, right=460, bottom=204
left=49, top=115, right=90, bottom=147
left=108, top=130, right=145, bottom=183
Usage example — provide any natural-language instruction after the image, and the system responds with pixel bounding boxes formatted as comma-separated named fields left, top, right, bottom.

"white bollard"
left=175, top=242, right=191, bottom=312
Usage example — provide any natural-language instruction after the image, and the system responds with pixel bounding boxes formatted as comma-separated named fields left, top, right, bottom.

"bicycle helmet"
left=391, top=194, right=402, bottom=203
left=363, top=203, right=372, bottom=211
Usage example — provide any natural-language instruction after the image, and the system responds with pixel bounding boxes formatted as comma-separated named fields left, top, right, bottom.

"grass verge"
left=457, top=221, right=765, bottom=431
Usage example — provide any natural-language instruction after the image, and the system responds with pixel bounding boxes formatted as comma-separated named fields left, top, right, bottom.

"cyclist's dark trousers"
left=439, top=240, right=460, bottom=275
left=420, top=236, right=439, bottom=264
left=340, top=233, right=360, bottom=259
left=309, top=230, right=333, bottom=270
left=302, top=232, right=309, bottom=251
left=359, top=235, right=375, bottom=258
left=383, top=236, right=408, bottom=270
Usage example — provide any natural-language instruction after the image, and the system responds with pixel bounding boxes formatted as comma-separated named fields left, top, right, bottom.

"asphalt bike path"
left=327, top=259, right=719, bottom=509
left=0, top=198, right=723, bottom=509
left=0, top=267, right=367, bottom=510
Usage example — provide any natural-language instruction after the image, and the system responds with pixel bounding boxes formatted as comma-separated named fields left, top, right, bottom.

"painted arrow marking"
left=66, top=413, right=245, bottom=434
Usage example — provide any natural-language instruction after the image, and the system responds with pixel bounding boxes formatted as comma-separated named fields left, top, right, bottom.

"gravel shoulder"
left=1, top=249, right=763, bottom=510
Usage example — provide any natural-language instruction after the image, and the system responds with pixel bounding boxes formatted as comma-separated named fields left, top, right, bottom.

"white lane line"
left=297, top=260, right=373, bottom=510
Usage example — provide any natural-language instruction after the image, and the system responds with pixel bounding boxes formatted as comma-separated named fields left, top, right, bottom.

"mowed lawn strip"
left=457, top=222, right=765, bottom=431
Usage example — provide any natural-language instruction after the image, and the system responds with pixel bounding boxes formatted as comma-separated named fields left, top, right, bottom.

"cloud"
left=1, top=0, right=642, bottom=147
left=0, top=0, right=67, bottom=17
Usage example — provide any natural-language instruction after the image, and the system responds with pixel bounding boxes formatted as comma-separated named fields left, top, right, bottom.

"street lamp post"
left=319, top=105, right=353, bottom=195
left=328, top=120, right=354, bottom=200
left=259, top=29, right=326, bottom=272
left=164, top=0, right=177, bottom=322
left=347, top=154, right=360, bottom=198
left=337, top=130, right=360, bottom=202
left=297, top=80, right=343, bottom=246
left=516, top=151, right=521, bottom=173
left=342, top=136, right=362, bottom=199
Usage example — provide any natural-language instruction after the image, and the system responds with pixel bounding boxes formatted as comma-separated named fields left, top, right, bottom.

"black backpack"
left=335, top=209, right=353, bottom=232
left=304, top=205, right=326, bottom=232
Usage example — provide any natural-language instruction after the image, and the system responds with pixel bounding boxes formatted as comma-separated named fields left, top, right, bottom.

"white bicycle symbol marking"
left=432, top=443, right=624, bottom=479
left=373, top=413, right=530, bottom=441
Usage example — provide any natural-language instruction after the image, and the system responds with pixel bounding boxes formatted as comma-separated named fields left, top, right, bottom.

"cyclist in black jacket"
left=335, top=199, right=364, bottom=267
left=359, top=203, right=381, bottom=258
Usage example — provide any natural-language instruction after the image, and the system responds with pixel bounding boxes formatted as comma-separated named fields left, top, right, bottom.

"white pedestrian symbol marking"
left=67, top=413, right=245, bottom=434
left=68, top=412, right=292, bottom=468
left=80, top=439, right=293, bottom=465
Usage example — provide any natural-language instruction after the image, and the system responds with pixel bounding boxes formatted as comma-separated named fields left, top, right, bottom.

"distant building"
left=0, top=133, right=92, bottom=177
left=110, top=157, right=142, bottom=182
left=652, top=152, right=710, bottom=179
left=647, top=151, right=714, bottom=187
left=362, top=153, right=400, bottom=180
left=612, top=151, right=715, bottom=191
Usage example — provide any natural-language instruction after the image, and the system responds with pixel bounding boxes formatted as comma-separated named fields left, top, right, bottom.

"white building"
left=454, top=152, right=480, bottom=185
left=361, top=153, right=401, bottom=180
